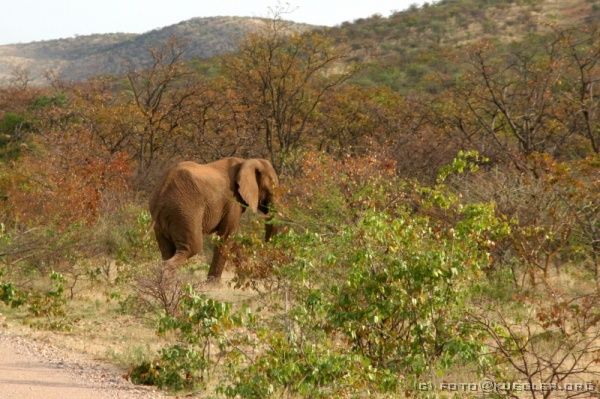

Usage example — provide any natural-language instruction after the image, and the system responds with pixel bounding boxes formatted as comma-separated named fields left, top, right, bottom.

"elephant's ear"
left=259, top=159, right=279, bottom=188
left=236, top=160, right=260, bottom=213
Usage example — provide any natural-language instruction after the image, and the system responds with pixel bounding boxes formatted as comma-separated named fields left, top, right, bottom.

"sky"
left=0, top=0, right=428, bottom=45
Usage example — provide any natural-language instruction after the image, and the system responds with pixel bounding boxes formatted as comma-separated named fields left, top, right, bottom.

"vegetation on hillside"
left=329, top=0, right=600, bottom=92
left=0, top=1, right=599, bottom=398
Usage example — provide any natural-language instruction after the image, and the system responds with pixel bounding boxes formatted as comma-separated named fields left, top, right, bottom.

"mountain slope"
left=0, top=17, right=315, bottom=84
left=326, top=0, right=600, bottom=92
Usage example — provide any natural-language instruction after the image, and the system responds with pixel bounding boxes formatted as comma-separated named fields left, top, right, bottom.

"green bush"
left=328, top=206, right=496, bottom=375
left=0, top=112, right=33, bottom=160
left=109, top=208, right=155, bottom=265
left=130, top=285, right=250, bottom=391
left=225, top=153, right=509, bottom=396
left=0, top=112, right=30, bottom=134
left=30, top=93, right=67, bottom=109
left=0, top=281, right=27, bottom=308
left=27, top=271, right=75, bottom=331
left=27, top=271, right=66, bottom=316
left=130, top=345, right=208, bottom=390
left=0, top=268, right=75, bottom=331
left=221, top=332, right=392, bottom=398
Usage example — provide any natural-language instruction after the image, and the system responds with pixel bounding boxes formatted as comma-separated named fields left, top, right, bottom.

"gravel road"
left=0, top=330, right=166, bottom=399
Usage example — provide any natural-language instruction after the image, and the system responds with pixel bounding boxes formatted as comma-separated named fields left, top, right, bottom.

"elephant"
left=149, top=157, right=279, bottom=281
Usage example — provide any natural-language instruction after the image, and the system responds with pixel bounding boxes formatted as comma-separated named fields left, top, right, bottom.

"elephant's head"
left=236, top=160, right=280, bottom=242
left=236, top=159, right=280, bottom=241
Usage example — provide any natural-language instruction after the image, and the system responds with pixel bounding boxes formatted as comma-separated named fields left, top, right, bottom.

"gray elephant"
left=149, top=157, right=279, bottom=281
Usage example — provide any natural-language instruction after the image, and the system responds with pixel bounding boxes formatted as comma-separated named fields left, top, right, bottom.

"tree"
left=558, top=26, right=600, bottom=153
left=222, top=17, right=353, bottom=172
left=463, top=39, right=567, bottom=162
left=438, top=30, right=600, bottom=174
left=126, top=37, right=209, bottom=183
left=315, top=85, right=402, bottom=155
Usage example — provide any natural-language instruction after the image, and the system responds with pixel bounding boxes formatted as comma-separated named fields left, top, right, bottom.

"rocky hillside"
left=0, top=17, right=315, bottom=84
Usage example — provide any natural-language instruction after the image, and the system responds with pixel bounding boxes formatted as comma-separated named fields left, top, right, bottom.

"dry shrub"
left=283, top=150, right=398, bottom=212
left=446, top=154, right=599, bottom=286
left=314, top=84, right=463, bottom=183
left=134, top=263, right=195, bottom=316
left=315, top=85, right=405, bottom=155
left=229, top=238, right=293, bottom=292
left=0, top=126, right=133, bottom=275
left=471, top=287, right=600, bottom=397
left=3, top=128, right=131, bottom=229
left=393, top=123, right=465, bottom=183
left=0, top=85, right=43, bottom=115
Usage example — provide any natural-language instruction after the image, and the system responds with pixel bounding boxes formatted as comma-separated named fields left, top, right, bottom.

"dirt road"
left=0, top=330, right=165, bottom=399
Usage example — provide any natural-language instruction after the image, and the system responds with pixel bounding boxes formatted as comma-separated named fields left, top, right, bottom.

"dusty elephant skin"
left=149, top=157, right=279, bottom=281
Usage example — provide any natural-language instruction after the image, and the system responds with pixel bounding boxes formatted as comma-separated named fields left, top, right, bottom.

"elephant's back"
left=150, top=164, right=200, bottom=217
left=149, top=161, right=229, bottom=226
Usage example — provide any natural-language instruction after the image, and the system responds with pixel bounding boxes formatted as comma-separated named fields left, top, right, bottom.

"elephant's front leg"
left=206, top=204, right=242, bottom=282
left=207, top=238, right=231, bottom=281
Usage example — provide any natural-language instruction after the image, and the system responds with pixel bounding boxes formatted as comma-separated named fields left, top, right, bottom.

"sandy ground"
left=0, top=330, right=166, bottom=399
left=0, top=268, right=258, bottom=399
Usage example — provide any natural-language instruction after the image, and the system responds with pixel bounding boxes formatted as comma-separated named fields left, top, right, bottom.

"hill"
left=327, top=0, right=600, bottom=92
left=0, top=16, right=316, bottom=84
left=3, top=1, right=597, bottom=87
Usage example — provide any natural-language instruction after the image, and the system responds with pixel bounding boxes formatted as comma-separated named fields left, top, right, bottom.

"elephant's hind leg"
left=154, top=228, right=176, bottom=261
left=164, top=251, right=191, bottom=270
left=164, top=225, right=204, bottom=270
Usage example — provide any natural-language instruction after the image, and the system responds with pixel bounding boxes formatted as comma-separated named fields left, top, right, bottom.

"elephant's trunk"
left=264, top=210, right=287, bottom=242
left=265, top=215, right=277, bottom=242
